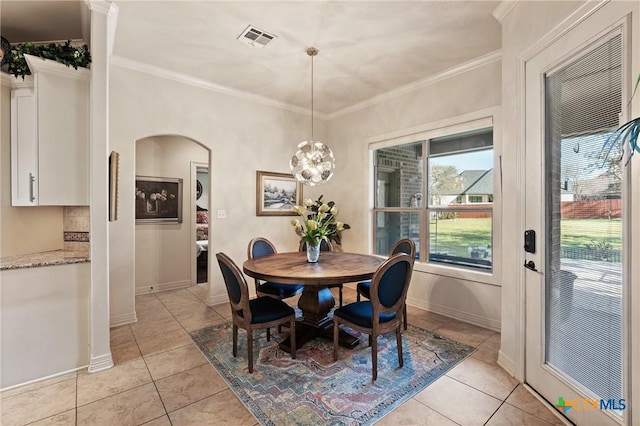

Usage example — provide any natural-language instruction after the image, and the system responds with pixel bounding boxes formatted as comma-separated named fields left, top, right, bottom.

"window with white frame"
left=372, top=128, right=494, bottom=271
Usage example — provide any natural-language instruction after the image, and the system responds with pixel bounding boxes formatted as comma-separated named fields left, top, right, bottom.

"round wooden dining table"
left=243, top=251, right=384, bottom=352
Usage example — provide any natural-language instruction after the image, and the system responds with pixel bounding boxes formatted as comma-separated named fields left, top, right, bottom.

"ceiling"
left=0, top=1, right=502, bottom=116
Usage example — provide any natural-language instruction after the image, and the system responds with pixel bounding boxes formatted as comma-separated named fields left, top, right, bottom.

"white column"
left=86, top=0, right=118, bottom=373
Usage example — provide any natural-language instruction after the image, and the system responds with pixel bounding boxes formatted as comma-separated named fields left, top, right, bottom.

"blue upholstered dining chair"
left=332, top=253, right=414, bottom=381
left=216, top=252, right=296, bottom=373
left=248, top=237, right=304, bottom=300
left=298, top=239, right=344, bottom=307
left=356, top=238, right=416, bottom=330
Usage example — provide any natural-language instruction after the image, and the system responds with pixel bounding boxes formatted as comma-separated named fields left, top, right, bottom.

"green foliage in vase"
left=290, top=195, right=351, bottom=246
left=4, top=40, right=91, bottom=79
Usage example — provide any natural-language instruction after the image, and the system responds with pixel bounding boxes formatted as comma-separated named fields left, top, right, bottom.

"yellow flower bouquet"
left=290, top=196, right=350, bottom=260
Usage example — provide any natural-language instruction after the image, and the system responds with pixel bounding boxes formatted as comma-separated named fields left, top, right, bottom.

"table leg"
left=279, top=286, right=359, bottom=353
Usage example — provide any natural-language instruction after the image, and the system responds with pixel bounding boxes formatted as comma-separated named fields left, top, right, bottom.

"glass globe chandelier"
left=290, top=47, right=335, bottom=186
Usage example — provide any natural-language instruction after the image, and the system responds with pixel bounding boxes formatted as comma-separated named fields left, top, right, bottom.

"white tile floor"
left=1, top=285, right=568, bottom=425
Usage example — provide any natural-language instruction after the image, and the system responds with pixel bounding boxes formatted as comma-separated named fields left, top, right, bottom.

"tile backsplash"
left=63, top=206, right=90, bottom=252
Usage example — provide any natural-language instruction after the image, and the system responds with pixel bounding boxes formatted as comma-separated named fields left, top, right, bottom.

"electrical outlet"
left=217, top=209, right=227, bottom=219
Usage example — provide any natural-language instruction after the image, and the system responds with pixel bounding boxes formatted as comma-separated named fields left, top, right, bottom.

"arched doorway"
left=134, top=135, right=210, bottom=293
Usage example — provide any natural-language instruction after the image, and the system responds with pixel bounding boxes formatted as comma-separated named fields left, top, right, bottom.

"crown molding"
left=110, top=55, right=324, bottom=119
left=24, top=54, right=91, bottom=81
left=111, top=49, right=500, bottom=122
left=327, top=49, right=502, bottom=121
left=492, top=1, right=519, bottom=23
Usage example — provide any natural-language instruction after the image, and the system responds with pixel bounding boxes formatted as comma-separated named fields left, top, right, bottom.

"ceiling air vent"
left=237, top=25, right=276, bottom=48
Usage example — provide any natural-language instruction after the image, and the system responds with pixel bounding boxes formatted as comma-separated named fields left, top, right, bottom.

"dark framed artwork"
left=256, top=170, right=302, bottom=216
left=135, top=176, right=183, bottom=223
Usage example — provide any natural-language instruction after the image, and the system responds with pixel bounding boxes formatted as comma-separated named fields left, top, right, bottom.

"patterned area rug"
left=190, top=322, right=474, bottom=425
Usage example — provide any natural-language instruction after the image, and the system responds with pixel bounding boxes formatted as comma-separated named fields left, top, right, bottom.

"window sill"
left=412, top=260, right=500, bottom=286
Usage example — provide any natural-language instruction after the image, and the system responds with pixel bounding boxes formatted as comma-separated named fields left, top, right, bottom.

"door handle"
left=29, top=173, right=35, bottom=202
left=524, top=260, right=538, bottom=272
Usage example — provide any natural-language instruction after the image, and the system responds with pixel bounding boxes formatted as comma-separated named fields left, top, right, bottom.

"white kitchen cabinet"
left=10, top=54, right=90, bottom=206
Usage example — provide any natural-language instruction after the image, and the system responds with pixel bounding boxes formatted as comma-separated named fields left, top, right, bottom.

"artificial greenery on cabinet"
left=3, top=40, right=91, bottom=78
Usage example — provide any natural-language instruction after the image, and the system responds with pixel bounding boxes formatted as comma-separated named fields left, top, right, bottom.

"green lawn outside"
left=560, top=218, right=621, bottom=250
left=429, top=217, right=491, bottom=257
left=429, top=217, right=622, bottom=258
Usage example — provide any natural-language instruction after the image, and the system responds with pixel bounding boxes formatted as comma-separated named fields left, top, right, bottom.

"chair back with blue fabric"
left=216, top=252, right=297, bottom=373
left=216, top=252, right=252, bottom=323
left=333, top=253, right=413, bottom=381
left=391, top=239, right=416, bottom=261
left=251, top=237, right=277, bottom=258
left=248, top=237, right=304, bottom=299
left=356, top=238, right=415, bottom=307
left=370, top=253, right=413, bottom=318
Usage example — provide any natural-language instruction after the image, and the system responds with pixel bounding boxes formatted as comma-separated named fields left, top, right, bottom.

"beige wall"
left=109, top=64, right=327, bottom=324
left=135, top=135, right=208, bottom=293
left=0, top=80, right=64, bottom=257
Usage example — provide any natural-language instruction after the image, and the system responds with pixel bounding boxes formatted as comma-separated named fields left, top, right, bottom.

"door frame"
left=190, top=161, right=209, bottom=285
left=515, top=1, right=639, bottom=424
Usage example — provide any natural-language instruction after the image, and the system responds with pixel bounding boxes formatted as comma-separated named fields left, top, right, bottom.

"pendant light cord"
left=307, top=47, right=319, bottom=141
left=311, top=52, right=314, bottom=140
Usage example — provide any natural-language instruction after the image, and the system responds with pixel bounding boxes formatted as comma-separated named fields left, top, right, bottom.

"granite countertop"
left=0, top=250, right=90, bottom=271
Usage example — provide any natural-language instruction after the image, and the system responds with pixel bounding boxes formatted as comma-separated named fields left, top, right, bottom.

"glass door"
left=524, top=9, right=629, bottom=425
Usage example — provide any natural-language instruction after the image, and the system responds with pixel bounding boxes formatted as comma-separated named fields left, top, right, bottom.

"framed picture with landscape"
left=256, top=170, right=302, bottom=216
left=135, top=176, right=183, bottom=223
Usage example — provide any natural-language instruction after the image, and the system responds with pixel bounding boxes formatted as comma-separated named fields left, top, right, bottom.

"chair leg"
left=403, top=304, right=408, bottom=330
left=333, top=319, right=339, bottom=361
left=396, top=326, right=404, bottom=368
left=232, top=324, right=238, bottom=357
left=289, top=317, right=296, bottom=360
left=247, top=329, right=254, bottom=373
left=371, top=333, right=378, bottom=382
left=357, top=292, right=361, bottom=302
left=266, top=327, right=271, bottom=342
left=339, top=284, right=343, bottom=307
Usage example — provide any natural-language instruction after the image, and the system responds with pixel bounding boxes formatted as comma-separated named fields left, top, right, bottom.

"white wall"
left=135, top=135, right=208, bottom=294
left=326, top=59, right=503, bottom=331
left=109, top=64, right=327, bottom=324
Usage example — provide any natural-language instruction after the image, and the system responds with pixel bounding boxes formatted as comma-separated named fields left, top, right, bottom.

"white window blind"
left=544, top=33, right=623, bottom=404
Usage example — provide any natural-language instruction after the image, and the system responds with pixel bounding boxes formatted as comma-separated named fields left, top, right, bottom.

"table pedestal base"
left=278, top=286, right=360, bottom=353
left=279, top=320, right=360, bottom=353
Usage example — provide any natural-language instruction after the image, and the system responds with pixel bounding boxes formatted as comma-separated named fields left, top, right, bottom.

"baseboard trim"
left=110, top=311, right=137, bottom=327
left=407, top=296, right=501, bottom=332
left=207, top=293, right=228, bottom=306
left=88, top=352, right=114, bottom=373
left=135, top=280, right=191, bottom=295
left=0, top=365, right=87, bottom=392
left=497, top=350, right=516, bottom=377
